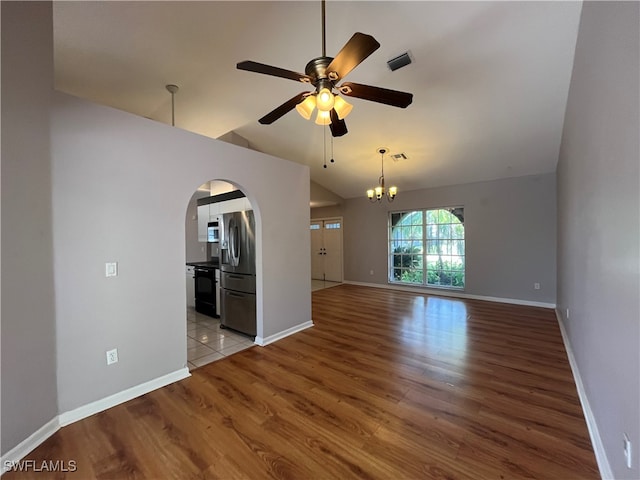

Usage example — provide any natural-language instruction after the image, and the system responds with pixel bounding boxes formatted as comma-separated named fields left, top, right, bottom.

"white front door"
left=310, top=221, right=324, bottom=280
left=310, top=218, right=343, bottom=282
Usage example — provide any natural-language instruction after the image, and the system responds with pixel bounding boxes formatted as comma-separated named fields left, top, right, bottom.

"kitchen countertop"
left=186, top=260, right=220, bottom=268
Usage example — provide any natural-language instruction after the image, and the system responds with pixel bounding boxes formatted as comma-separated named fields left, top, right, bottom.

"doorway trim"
left=310, top=216, right=344, bottom=283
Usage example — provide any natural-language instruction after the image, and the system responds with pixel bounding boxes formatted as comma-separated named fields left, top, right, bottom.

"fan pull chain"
left=323, top=125, right=327, bottom=168
left=330, top=134, right=335, bottom=164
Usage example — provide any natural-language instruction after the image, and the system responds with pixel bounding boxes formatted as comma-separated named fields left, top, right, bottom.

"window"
left=389, top=207, right=465, bottom=289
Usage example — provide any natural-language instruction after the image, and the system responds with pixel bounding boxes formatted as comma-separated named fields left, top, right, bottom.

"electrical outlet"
left=370, top=269, right=374, bottom=275
left=106, top=348, right=118, bottom=365
left=534, top=282, right=540, bottom=290
left=566, top=308, right=570, bottom=319
left=624, top=433, right=632, bottom=469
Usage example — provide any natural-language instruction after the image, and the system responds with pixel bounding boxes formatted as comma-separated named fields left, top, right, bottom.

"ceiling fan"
left=237, top=0, right=413, bottom=137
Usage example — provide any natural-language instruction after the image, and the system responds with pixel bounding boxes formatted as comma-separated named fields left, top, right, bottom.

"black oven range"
left=189, top=261, right=219, bottom=318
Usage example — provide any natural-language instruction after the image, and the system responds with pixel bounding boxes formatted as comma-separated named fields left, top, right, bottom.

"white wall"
left=1, top=1, right=59, bottom=455
left=557, top=2, right=639, bottom=478
left=310, top=180, right=343, bottom=208
left=311, top=205, right=343, bottom=220
left=51, top=93, right=311, bottom=413
left=342, top=173, right=557, bottom=305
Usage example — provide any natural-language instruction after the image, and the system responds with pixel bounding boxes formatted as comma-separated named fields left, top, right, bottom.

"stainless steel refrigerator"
left=220, top=210, right=256, bottom=337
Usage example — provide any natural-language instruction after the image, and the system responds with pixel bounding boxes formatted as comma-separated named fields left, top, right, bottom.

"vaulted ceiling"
left=53, top=1, right=582, bottom=199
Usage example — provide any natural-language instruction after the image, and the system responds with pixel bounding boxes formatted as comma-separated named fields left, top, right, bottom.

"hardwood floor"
left=5, top=285, right=599, bottom=479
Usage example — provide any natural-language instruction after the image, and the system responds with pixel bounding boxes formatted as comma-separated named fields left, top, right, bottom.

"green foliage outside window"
left=389, top=208, right=465, bottom=289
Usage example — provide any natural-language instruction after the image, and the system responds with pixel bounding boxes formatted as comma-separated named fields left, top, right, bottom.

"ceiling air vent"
left=387, top=52, right=412, bottom=71
left=391, top=153, right=408, bottom=162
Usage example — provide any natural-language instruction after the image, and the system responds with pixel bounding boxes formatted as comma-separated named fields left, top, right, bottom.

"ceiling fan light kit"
left=367, top=147, right=397, bottom=203
left=316, top=86, right=335, bottom=111
left=295, top=95, right=316, bottom=120
left=236, top=0, right=413, bottom=138
left=315, top=109, right=331, bottom=126
left=332, top=95, right=353, bottom=119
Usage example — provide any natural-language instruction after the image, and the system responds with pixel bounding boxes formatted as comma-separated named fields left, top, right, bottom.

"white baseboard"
left=1, top=368, right=190, bottom=475
left=255, top=321, right=314, bottom=346
left=1, top=417, right=59, bottom=474
left=343, top=280, right=556, bottom=309
left=59, top=368, right=190, bottom=426
left=555, top=310, right=613, bottom=480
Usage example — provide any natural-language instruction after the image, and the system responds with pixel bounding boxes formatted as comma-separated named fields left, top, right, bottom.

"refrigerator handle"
left=228, top=218, right=240, bottom=267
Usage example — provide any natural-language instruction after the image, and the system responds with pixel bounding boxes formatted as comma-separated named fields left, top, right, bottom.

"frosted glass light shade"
left=333, top=96, right=353, bottom=119
left=388, top=186, right=398, bottom=199
left=366, top=189, right=375, bottom=199
left=316, top=88, right=335, bottom=111
left=295, top=95, right=316, bottom=120
left=315, top=110, right=331, bottom=125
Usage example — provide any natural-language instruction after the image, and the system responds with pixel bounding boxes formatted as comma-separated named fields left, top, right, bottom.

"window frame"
left=388, top=206, right=465, bottom=290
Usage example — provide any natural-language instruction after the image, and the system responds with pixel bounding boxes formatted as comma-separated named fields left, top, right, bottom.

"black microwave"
left=207, top=221, right=220, bottom=243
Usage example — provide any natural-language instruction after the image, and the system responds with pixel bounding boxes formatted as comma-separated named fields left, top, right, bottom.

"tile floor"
left=187, top=308, right=255, bottom=370
left=188, top=279, right=342, bottom=370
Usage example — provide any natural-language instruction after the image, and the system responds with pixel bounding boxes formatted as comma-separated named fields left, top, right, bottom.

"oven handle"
left=194, top=268, right=214, bottom=275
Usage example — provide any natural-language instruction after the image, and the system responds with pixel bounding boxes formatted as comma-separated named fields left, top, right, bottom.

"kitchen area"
left=185, top=181, right=256, bottom=369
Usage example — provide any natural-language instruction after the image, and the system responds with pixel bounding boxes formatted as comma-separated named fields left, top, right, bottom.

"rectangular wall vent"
left=387, top=52, right=413, bottom=71
left=391, top=153, right=408, bottom=162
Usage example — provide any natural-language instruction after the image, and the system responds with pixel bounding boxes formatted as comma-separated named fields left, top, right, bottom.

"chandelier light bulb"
left=316, top=88, right=335, bottom=112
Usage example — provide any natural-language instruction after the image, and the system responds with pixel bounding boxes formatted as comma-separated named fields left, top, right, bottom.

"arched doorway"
left=184, top=179, right=256, bottom=370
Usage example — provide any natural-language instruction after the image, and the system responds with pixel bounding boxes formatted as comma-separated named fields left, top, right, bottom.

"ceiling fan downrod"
left=321, top=0, right=326, bottom=58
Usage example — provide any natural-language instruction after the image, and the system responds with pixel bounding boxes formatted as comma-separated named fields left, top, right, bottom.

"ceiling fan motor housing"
left=305, top=57, right=335, bottom=88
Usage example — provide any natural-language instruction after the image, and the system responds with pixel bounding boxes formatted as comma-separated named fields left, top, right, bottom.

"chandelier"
left=367, top=147, right=397, bottom=202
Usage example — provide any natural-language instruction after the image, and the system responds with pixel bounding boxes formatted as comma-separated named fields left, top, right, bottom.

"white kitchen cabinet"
left=197, top=205, right=209, bottom=243
left=208, top=201, right=219, bottom=219
left=197, top=194, right=251, bottom=242
left=218, top=198, right=246, bottom=215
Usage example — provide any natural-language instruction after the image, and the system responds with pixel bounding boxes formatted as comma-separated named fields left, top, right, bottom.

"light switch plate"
left=105, top=262, right=118, bottom=277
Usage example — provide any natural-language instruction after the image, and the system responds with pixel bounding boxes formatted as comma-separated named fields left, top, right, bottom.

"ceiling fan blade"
left=339, top=82, right=413, bottom=108
left=258, top=92, right=308, bottom=125
left=325, top=33, right=380, bottom=81
left=329, top=109, right=348, bottom=137
left=237, top=61, right=312, bottom=83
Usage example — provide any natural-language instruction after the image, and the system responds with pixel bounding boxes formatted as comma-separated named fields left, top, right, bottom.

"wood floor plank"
left=4, top=285, right=599, bottom=479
